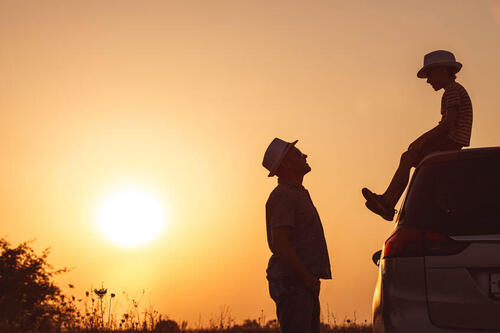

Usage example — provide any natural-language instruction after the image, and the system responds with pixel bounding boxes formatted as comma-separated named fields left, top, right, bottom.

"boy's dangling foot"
left=362, top=188, right=396, bottom=221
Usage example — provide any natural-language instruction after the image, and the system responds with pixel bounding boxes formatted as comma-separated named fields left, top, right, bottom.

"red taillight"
left=383, top=227, right=423, bottom=257
left=383, top=227, right=469, bottom=258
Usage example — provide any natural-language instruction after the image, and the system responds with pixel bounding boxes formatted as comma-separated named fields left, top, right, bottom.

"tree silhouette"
left=0, top=238, right=75, bottom=331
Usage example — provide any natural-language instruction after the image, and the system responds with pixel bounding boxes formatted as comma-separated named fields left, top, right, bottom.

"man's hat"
left=417, top=50, right=462, bottom=78
left=262, top=138, right=298, bottom=177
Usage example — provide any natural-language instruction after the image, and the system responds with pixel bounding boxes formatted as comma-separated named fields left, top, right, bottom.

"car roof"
left=418, top=147, right=500, bottom=168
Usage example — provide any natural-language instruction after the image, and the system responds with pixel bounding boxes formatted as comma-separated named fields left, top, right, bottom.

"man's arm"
left=271, top=226, right=320, bottom=296
left=409, top=105, right=458, bottom=151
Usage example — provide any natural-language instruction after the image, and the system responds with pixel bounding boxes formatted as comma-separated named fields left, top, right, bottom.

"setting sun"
left=96, top=186, right=167, bottom=248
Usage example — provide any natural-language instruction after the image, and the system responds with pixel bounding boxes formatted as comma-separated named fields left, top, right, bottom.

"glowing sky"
left=1, top=0, right=499, bottom=325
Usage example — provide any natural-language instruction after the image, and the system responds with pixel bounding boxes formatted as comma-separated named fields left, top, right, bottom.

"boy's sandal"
left=365, top=200, right=395, bottom=222
left=362, top=188, right=395, bottom=221
left=362, top=188, right=387, bottom=211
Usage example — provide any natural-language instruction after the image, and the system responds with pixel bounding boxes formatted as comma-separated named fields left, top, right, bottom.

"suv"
left=372, top=147, right=500, bottom=333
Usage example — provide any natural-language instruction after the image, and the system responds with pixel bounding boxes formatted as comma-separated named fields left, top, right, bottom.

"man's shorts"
left=409, top=133, right=463, bottom=167
left=268, top=276, right=320, bottom=333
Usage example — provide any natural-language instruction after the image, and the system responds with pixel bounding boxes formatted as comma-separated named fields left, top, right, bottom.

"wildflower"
left=94, top=286, right=108, bottom=328
left=94, top=287, right=107, bottom=298
left=108, top=291, right=116, bottom=325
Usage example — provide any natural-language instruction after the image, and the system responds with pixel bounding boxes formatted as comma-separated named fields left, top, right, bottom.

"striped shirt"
left=440, top=82, right=473, bottom=146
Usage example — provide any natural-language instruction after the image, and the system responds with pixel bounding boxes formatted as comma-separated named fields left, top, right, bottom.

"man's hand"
left=271, top=226, right=321, bottom=297
left=303, top=273, right=321, bottom=297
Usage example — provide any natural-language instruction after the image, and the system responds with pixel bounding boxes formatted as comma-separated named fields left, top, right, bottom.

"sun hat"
left=417, top=50, right=462, bottom=78
left=262, top=138, right=298, bottom=177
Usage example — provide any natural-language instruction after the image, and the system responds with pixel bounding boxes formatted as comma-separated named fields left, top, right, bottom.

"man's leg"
left=268, top=278, right=317, bottom=333
left=310, top=293, right=321, bottom=333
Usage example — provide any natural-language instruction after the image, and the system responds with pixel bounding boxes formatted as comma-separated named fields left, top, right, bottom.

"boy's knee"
left=400, top=151, right=410, bottom=162
left=400, top=151, right=416, bottom=167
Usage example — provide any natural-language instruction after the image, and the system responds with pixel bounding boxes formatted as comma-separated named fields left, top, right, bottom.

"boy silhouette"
left=362, top=50, right=473, bottom=221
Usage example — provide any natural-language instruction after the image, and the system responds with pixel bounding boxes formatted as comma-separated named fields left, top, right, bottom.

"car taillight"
left=383, top=227, right=469, bottom=258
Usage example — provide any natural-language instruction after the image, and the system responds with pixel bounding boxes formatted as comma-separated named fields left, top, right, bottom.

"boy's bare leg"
left=382, top=150, right=416, bottom=208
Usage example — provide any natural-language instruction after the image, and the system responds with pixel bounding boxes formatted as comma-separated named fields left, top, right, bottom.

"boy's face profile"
left=426, top=66, right=451, bottom=91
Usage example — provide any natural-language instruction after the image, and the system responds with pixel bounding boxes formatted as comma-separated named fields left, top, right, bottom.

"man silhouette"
left=362, top=50, right=473, bottom=221
left=262, top=138, right=332, bottom=333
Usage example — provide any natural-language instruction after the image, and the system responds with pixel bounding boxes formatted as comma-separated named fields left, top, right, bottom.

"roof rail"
left=418, top=146, right=500, bottom=168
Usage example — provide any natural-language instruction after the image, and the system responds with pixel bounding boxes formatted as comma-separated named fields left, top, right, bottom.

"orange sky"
left=1, top=0, right=500, bottom=326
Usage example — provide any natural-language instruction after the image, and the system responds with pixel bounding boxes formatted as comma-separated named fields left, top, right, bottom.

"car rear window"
left=400, top=156, right=500, bottom=236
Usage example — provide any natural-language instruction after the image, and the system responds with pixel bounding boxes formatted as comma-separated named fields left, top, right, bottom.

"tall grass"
left=44, top=285, right=371, bottom=332
left=1, top=238, right=371, bottom=332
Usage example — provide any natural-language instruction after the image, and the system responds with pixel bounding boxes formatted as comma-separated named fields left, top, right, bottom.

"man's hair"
left=275, top=152, right=293, bottom=177
left=274, top=148, right=293, bottom=177
left=275, top=163, right=286, bottom=177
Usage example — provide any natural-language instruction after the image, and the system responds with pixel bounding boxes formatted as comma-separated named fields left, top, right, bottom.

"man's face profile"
left=282, top=146, right=311, bottom=176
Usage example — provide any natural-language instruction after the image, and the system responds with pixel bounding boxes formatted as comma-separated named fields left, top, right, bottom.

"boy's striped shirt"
left=440, top=81, right=473, bottom=146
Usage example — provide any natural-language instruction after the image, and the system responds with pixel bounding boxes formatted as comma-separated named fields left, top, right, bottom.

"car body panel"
left=426, top=242, right=500, bottom=330
left=373, top=245, right=500, bottom=333
left=373, top=256, right=430, bottom=333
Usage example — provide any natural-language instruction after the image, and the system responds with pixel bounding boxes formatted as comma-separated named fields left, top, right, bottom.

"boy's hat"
left=417, top=50, right=462, bottom=78
left=262, top=138, right=298, bottom=177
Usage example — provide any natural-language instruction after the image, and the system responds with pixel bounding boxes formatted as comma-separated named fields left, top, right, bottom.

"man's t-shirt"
left=265, top=179, right=332, bottom=280
left=440, top=81, right=473, bottom=146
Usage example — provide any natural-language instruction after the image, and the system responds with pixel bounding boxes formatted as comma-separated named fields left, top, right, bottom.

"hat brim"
left=268, top=140, right=298, bottom=177
left=417, top=62, right=462, bottom=78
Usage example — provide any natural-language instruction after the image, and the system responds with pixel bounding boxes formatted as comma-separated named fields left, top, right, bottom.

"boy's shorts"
left=409, top=133, right=463, bottom=167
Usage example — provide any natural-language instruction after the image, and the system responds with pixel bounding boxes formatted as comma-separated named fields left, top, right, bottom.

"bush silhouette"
left=155, top=319, right=181, bottom=333
left=0, top=238, right=75, bottom=331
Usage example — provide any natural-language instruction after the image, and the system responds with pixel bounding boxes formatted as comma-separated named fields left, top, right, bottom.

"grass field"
left=1, top=238, right=372, bottom=333
left=2, top=326, right=371, bottom=333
